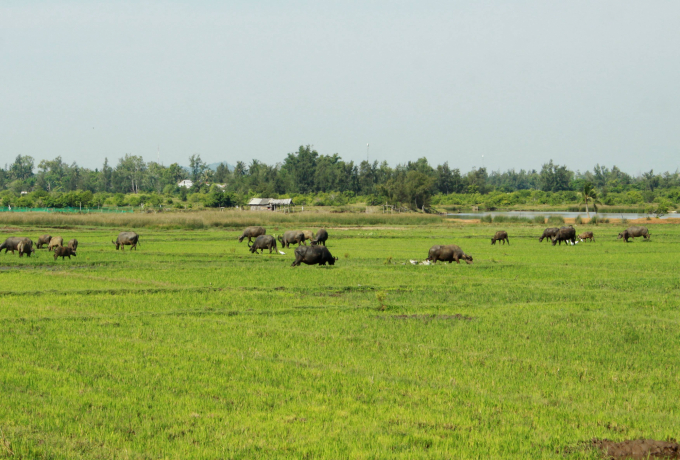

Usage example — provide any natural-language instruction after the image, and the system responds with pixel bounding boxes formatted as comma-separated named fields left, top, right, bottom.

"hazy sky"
left=2, top=1, right=679, bottom=174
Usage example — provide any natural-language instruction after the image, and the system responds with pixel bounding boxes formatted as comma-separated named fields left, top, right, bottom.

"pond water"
left=446, top=211, right=677, bottom=220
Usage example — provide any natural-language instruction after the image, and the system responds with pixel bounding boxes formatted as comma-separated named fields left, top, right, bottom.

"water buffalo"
left=491, top=231, right=509, bottom=245
left=249, top=235, right=278, bottom=254
left=277, top=231, right=307, bottom=248
left=238, top=226, right=266, bottom=245
left=48, top=236, right=63, bottom=252
left=113, top=232, right=140, bottom=250
left=17, top=238, right=35, bottom=257
left=311, top=229, right=329, bottom=246
left=618, top=226, right=650, bottom=242
left=302, top=230, right=314, bottom=242
left=68, top=239, right=78, bottom=250
left=539, top=227, right=560, bottom=243
left=291, top=245, right=337, bottom=267
left=0, top=237, right=22, bottom=254
left=36, top=234, right=52, bottom=249
left=551, top=226, right=576, bottom=246
left=54, top=246, right=77, bottom=260
left=578, top=231, right=594, bottom=242
left=427, top=244, right=473, bottom=264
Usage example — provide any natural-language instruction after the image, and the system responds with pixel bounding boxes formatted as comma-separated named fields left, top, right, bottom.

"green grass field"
left=1, top=221, right=679, bottom=459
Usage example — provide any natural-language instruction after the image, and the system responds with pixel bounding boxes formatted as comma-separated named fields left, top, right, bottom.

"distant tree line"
left=1, top=146, right=679, bottom=209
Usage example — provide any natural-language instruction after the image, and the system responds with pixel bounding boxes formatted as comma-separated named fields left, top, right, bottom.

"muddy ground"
left=591, top=439, right=680, bottom=459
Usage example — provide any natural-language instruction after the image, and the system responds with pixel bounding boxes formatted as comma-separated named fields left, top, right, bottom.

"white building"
left=178, top=180, right=193, bottom=188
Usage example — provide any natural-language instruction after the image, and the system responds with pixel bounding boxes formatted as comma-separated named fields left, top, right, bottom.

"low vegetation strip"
left=0, top=210, right=443, bottom=229
left=0, top=222, right=678, bottom=459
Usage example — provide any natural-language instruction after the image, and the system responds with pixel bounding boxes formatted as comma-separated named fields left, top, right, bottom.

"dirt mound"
left=592, top=439, right=680, bottom=459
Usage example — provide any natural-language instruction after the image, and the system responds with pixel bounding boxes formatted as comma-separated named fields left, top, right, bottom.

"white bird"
left=278, top=251, right=286, bottom=255
left=409, top=260, right=418, bottom=265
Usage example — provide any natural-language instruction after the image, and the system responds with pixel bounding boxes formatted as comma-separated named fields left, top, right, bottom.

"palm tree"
left=581, top=182, right=601, bottom=218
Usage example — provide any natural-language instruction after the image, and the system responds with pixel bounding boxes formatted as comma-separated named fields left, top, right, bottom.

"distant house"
left=247, top=198, right=293, bottom=211
left=178, top=180, right=193, bottom=188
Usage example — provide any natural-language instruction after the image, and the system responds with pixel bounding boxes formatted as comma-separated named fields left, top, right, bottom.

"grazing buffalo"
left=48, top=236, right=63, bottom=252
left=113, top=232, right=140, bottom=250
left=578, top=231, right=594, bottom=242
left=551, top=226, right=576, bottom=246
left=278, top=231, right=307, bottom=248
left=36, top=234, right=52, bottom=249
left=17, top=238, right=34, bottom=257
left=54, top=246, right=77, bottom=260
left=1, top=237, right=22, bottom=254
left=249, top=235, right=278, bottom=254
left=238, top=226, right=266, bottom=245
left=291, top=245, right=337, bottom=267
left=539, top=227, right=560, bottom=243
left=302, top=230, right=314, bottom=242
left=311, top=228, right=329, bottom=246
left=427, top=244, right=473, bottom=264
left=491, top=231, right=509, bottom=245
left=618, top=226, right=650, bottom=243
left=68, top=239, right=78, bottom=250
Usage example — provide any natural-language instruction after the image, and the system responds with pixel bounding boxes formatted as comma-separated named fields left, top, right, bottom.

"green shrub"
left=533, top=215, right=546, bottom=224
left=493, top=215, right=531, bottom=223
left=480, top=215, right=493, bottom=223
left=547, top=215, right=565, bottom=225
left=574, top=215, right=583, bottom=224
left=590, top=215, right=599, bottom=225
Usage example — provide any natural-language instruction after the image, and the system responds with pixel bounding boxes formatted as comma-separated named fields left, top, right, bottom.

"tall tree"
left=580, top=182, right=601, bottom=218
left=9, top=155, right=34, bottom=181
left=540, top=160, right=572, bottom=192
left=189, top=154, right=207, bottom=183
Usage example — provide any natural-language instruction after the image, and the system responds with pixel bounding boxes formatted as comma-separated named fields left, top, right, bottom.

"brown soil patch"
left=591, top=439, right=680, bottom=459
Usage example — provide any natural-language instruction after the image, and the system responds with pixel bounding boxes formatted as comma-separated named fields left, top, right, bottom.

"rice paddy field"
left=1, top=216, right=679, bottom=459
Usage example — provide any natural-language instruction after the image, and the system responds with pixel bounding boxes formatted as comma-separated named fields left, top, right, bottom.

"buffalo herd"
left=0, top=224, right=651, bottom=267
left=239, top=227, right=334, bottom=266
left=0, top=231, right=139, bottom=262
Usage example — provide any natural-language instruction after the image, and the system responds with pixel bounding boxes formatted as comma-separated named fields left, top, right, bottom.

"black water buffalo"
left=249, top=235, right=278, bottom=254
left=113, top=232, right=140, bottom=250
left=238, top=226, right=266, bottom=245
left=291, top=245, right=337, bottom=267
left=0, top=237, right=22, bottom=254
left=311, top=229, right=329, bottom=246
left=551, top=226, right=576, bottom=246
left=278, top=231, right=307, bottom=248
left=36, top=234, right=52, bottom=249
left=578, top=231, right=594, bottom=242
left=17, top=238, right=34, bottom=257
left=539, top=227, right=560, bottom=243
left=68, top=239, right=78, bottom=250
left=54, top=246, right=77, bottom=260
left=427, top=244, right=473, bottom=264
left=491, top=231, right=509, bottom=245
left=48, top=236, right=63, bottom=252
left=618, top=226, right=650, bottom=243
